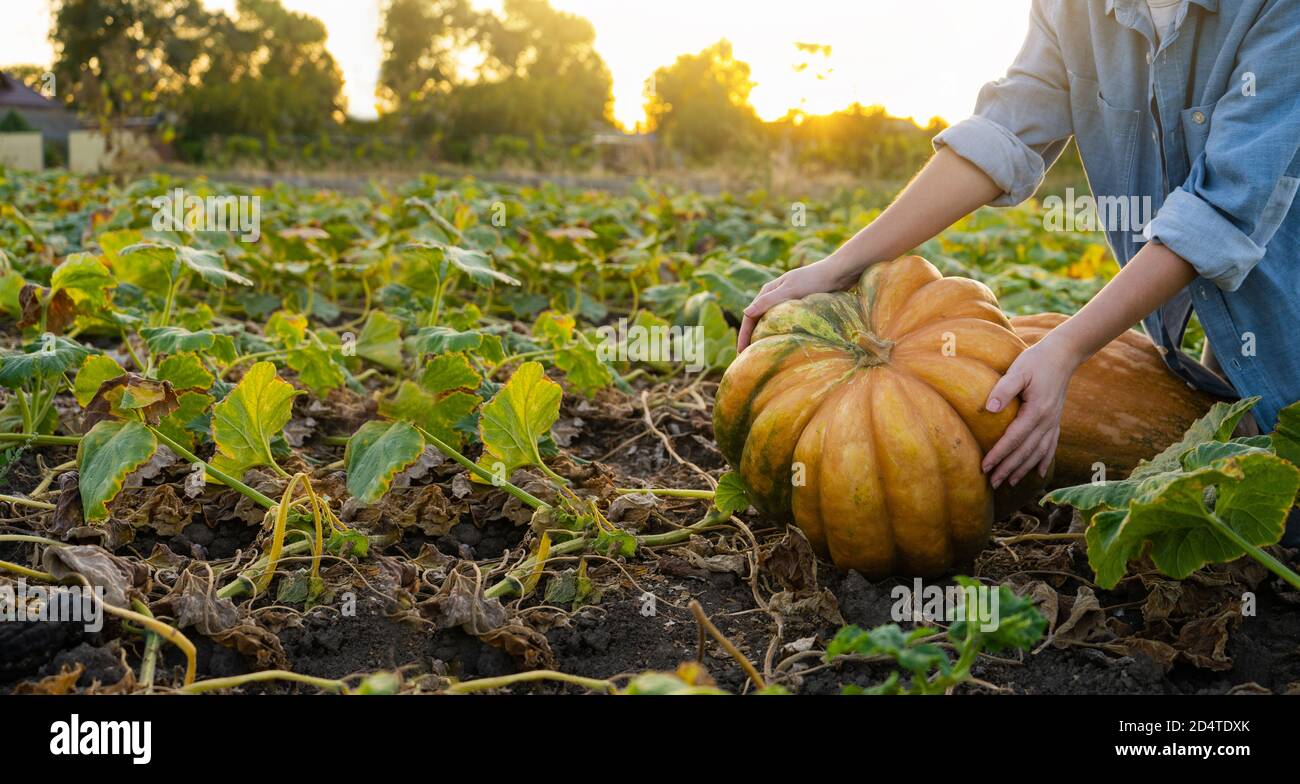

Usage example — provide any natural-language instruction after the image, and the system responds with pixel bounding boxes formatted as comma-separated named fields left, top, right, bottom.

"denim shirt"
left=934, top=0, right=1300, bottom=430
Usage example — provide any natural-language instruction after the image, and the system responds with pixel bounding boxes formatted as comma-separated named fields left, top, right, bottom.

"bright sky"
left=3, top=0, right=1033, bottom=128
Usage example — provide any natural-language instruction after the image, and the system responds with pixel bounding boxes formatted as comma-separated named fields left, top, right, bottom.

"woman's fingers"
left=1036, top=429, right=1058, bottom=478
left=989, top=414, right=1047, bottom=488
left=737, top=278, right=787, bottom=352
left=982, top=403, right=1038, bottom=479
left=737, top=315, right=759, bottom=353
left=984, top=367, right=1028, bottom=415
left=1008, top=426, right=1056, bottom=487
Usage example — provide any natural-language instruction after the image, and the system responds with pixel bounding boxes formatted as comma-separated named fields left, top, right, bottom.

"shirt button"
left=1192, top=110, right=1206, bottom=124
left=1146, top=51, right=1154, bottom=64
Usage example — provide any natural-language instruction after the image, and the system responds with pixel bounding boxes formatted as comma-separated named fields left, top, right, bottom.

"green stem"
left=0, top=433, right=81, bottom=446
left=148, top=427, right=278, bottom=509
left=1207, top=513, right=1300, bottom=592
left=181, top=670, right=348, bottom=695
left=216, top=533, right=396, bottom=600
left=0, top=493, right=56, bottom=511
left=119, top=328, right=145, bottom=372
left=221, top=350, right=286, bottom=379
left=414, top=425, right=550, bottom=511
left=15, top=389, right=33, bottom=433
left=445, top=669, right=615, bottom=695
left=483, top=510, right=728, bottom=599
left=133, top=599, right=162, bottom=693
left=615, top=487, right=714, bottom=499
left=488, top=349, right=555, bottom=378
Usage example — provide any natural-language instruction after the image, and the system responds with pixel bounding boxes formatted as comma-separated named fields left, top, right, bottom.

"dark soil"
left=3, top=378, right=1299, bottom=695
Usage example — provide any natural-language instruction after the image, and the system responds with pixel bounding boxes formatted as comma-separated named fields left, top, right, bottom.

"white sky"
left=3, top=0, right=1033, bottom=127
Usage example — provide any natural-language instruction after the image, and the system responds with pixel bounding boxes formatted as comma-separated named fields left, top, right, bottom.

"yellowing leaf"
left=74, top=354, right=126, bottom=407
left=211, top=361, right=302, bottom=477
left=156, top=352, right=214, bottom=390
left=78, top=420, right=157, bottom=521
left=475, top=361, right=561, bottom=479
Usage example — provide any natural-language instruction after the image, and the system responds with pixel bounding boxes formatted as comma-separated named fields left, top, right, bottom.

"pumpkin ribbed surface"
left=713, top=256, right=1031, bottom=578
left=1011, top=312, right=1226, bottom=485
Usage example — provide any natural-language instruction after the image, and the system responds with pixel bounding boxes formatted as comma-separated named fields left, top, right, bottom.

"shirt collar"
left=1105, top=0, right=1217, bottom=16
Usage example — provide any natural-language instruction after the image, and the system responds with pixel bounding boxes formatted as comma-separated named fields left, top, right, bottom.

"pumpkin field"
left=2, top=166, right=1299, bottom=697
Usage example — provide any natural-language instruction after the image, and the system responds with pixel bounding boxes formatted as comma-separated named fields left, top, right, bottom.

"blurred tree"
left=644, top=40, right=762, bottom=162
left=50, top=0, right=214, bottom=126
left=176, top=0, right=345, bottom=148
left=48, top=0, right=343, bottom=156
left=376, top=0, right=480, bottom=118
left=377, top=0, right=613, bottom=161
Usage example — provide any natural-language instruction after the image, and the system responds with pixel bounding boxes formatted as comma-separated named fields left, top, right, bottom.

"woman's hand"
left=981, top=333, right=1083, bottom=488
left=737, top=256, right=859, bottom=352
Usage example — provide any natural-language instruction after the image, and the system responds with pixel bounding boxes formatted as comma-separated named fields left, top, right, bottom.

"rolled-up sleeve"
left=933, top=0, right=1074, bottom=206
left=1144, top=0, right=1300, bottom=291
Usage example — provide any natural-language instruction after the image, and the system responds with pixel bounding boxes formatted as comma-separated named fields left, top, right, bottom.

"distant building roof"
left=0, top=71, right=63, bottom=111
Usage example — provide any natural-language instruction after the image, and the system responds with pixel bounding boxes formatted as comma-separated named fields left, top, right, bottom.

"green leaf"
left=74, top=354, right=126, bottom=407
left=345, top=420, right=426, bottom=504
left=948, top=577, right=1047, bottom=654
left=1129, top=397, right=1259, bottom=479
left=285, top=345, right=347, bottom=396
left=264, top=311, right=309, bottom=344
left=77, top=420, right=158, bottom=521
left=1272, top=401, right=1300, bottom=468
left=408, top=326, right=484, bottom=356
left=419, top=353, right=481, bottom=394
left=713, top=472, right=752, bottom=516
left=276, top=570, right=326, bottom=606
left=554, top=336, right=613, bottom=397
left=154, top=390, right=213, bottom=450
left=475, top=361, right=562, bottom=479
left=402, top=241, right=520, bottom=288
left=594, top=528, right=637, bottom=557
left=379, top=382, right=480, bottom=448
left=354, top=311, right=403, bottom=370
left=211, top=361, right=303, bottom=477
left=51, top=253, right=114, bottom=297
left=698, top=299, right=738, bottom=371
left=121, top=242, right=253, bottom=288
left=0, top=336, right=94, bottom=389
left=1085, top=453, right=1300, bottom=588
left=155, top=353, right=214, bottom=391
left=532, top=310, right=575, bottom=347
left=140, top=326, right=237, bottom=362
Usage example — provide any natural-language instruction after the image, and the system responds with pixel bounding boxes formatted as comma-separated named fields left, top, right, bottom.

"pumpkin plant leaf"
left=78, top=420, right=158, bottom=521
left=74, top=354, right=126, bottom=407
left=408, top=326, right=483, bottom=356
left=345, top=420, right=426, bottom=504
left=1272, top=401, right=1300, bottom=468
left=379, top=382, right=479, bottom=448
left=713, top=471, right=752, bottom=516
left=140, top=326, right=237, bottom=363
left=51, top=253, right=115, bottom=298
left=156, top=352, right=215, bottom=391
left=0, top=336, right=94, bottom=389
left=154, top=390, right=214, bottom=450
left=211, top=361, right=303, bottom=477
left=474, top=361, right=562, bottom=480
left=122, top=242, right=253, bottom=288
left=354, top=311, right=404, bottom=370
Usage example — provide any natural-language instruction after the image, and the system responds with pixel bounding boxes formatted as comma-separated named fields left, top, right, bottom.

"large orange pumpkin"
left=1011, top=312, right=1226, bottom=485
left=713, top=255, right=1034, bottom=578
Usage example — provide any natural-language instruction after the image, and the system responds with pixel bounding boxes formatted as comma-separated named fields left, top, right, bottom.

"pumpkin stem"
left=854, top=332, right=895, bottom=366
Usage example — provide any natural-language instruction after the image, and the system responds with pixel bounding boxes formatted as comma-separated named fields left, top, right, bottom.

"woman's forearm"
left=826, top=147, right=1004, bottom=283
left=1042, top=241, right=1198, bottom=363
